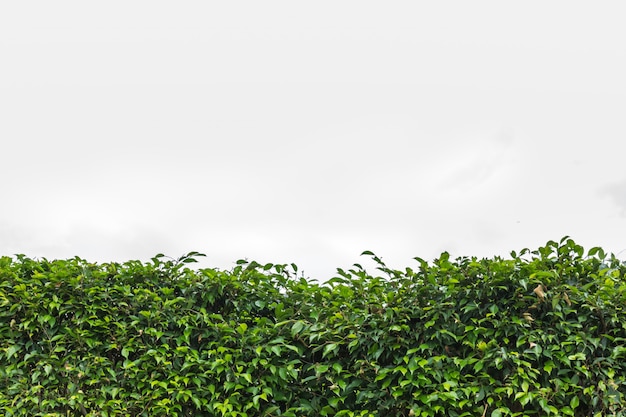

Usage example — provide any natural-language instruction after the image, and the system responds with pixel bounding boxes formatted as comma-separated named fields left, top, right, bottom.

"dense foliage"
left=1, top=237, right=626, bottom=416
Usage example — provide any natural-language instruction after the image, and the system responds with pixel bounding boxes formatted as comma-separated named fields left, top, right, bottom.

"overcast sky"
left=1, top=2, right=625, bottom=281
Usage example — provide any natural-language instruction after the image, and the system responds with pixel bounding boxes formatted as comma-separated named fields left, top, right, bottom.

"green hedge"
left=1, top=237, right=626, bottom=416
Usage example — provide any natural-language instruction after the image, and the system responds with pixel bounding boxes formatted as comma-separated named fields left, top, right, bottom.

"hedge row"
left=1, top=238, right=626, bottom=416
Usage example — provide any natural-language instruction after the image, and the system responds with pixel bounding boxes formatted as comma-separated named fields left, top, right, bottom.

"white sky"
left=2, top=2, right=626, bottom=280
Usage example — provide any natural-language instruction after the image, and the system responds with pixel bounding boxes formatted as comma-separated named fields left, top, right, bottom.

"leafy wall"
left=1, top=238, right=626, bottom=416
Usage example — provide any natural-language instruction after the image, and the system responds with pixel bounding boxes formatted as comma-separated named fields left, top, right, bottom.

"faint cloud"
left=601, top=178, right=626, bottom=217
left=0, top=217, right=184, bottom=263
left=435, top=127, right=517, bottom=192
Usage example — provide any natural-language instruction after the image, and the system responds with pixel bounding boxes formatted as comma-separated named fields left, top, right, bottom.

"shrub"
left=1, top=238, right=625, bottom=416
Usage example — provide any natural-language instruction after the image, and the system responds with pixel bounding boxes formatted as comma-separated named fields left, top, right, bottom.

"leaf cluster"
left=1, top=237, right=626, bottom=416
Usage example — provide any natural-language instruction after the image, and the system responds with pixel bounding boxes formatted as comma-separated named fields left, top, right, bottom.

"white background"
left=2, top=2, right=625, bottom=280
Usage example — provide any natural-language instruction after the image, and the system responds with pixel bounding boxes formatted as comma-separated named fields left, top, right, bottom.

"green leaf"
left=328, top=397, right=341, bottom=408
left=538, top=398, right=550, bottom=414
left=6, top=345, right=19, bottom=359
left=323, top=343, right=338, bottom=358
left=543, top=361, right=554, bottom=373
left=192, top=396, right=202, bottom=409
left=283, top=344, right=300, bottom=354
left=291, top=320, right=305, bottom=337
left=315, top=364, right=330, bottom=375
left=332, top=363, right=342, bottom=374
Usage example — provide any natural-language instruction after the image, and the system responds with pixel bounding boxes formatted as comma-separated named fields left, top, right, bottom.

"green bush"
left=1, top=237, right=625, bottom=416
